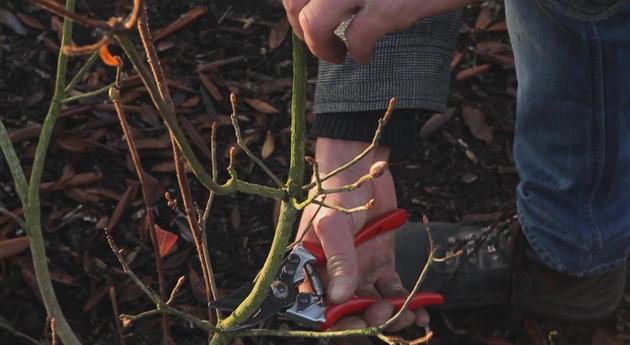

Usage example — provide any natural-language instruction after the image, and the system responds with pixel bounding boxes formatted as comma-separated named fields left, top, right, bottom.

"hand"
left=297, top=137, right=429, bottom=331
left=282, top=0, right=472, bottom=64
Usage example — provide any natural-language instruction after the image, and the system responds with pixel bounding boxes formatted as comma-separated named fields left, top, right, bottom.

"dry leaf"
left=419, top=108, right=455, bottom=138
left=269, top=18, right=289, bottom=50
left=244, top=98, right=279, bottom=114
left=154, top=225, right=178, bottom=258
left=152, top=5, right=208, bottom=42
left=0, top=237, right=29, bottom=260
left=261, top=130, right=275, bottom=159
left=198, top=73, right=223, bottom=102
left=462, top=105, right=493, bottom=144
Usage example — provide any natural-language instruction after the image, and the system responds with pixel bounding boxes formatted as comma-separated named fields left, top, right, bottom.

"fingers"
left=314, top=213, right=359, bottom=303
left=285, top=0, right=364, bottom=63
left=282, top=0, right=309, bottom=39
left=344, top=8, right=388, bottom=64
left=375, top=271, right=429, bottom=330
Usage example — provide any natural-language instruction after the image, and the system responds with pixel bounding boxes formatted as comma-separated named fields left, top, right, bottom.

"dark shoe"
left=394, top=217, right=627, bottom=323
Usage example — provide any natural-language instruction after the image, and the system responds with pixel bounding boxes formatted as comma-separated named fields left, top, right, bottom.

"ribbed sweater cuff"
left=310, top=109, right=418, bottom=152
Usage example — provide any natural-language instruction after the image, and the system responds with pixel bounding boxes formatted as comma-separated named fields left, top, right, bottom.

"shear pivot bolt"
left=271, top=281, right=289, bottom=300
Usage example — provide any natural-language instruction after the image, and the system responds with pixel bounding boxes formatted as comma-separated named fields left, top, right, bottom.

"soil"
left=0, top=1, right=628, bottom=345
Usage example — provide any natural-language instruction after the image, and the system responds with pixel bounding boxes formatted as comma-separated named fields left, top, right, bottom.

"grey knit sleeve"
left=313, top=10, right=462, bottom=115
left=310, top=11, right=461, bottom=151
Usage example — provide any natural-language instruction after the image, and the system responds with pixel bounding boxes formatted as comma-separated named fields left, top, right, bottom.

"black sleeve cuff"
left=310, top=109, right=418, bottom=152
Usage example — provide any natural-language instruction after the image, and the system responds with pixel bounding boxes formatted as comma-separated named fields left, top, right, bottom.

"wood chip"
left=244, top=98, right=279, bottom=114
left=152, top=5, right=208, bottom=42
left=261, top=130, right=275, bottom=159
left=0, top=237, right=29, bottom=260
left=198, top=73, right=224, bottom=102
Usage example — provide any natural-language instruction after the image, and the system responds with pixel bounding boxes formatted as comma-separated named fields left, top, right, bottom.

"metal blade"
left=208, top=283, right=253, bottom=311
left=223, top=297, right=287, bottom=331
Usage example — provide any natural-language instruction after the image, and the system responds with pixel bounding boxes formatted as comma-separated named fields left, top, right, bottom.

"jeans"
left=507, top=0, right=630, bottom=276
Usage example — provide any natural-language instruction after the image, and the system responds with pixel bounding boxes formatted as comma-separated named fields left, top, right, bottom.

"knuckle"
left=283, top=0, right=303, bottom=16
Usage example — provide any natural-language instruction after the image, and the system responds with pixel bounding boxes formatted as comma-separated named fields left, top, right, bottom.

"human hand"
left=297, top=137, right=429, bottom=331
left=282, top=0, right=472, bottom=64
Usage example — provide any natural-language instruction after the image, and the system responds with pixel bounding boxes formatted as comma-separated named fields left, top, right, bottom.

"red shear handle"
left=303, top=208, right=408, bottom=264
left=321, top=292, right=444, bottom=330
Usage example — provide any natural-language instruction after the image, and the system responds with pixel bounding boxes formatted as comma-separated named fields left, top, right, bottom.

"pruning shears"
left=209, top=208, right=444, bottom=331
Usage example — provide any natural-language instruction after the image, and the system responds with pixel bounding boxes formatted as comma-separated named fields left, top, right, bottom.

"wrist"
left=315, top=137, right=382, bottom=174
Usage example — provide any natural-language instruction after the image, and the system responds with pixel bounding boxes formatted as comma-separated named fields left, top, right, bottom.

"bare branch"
left=377, top=215, right=436, bottom=331
left=166, top=276, right=186, bottom=305
left=229, top=93, right=283, bottom=187
left=307, top=198, right=375, bottom=214
left=301, top=98, right=396, bottom=192
left=104, top=228, right=160, bottom=304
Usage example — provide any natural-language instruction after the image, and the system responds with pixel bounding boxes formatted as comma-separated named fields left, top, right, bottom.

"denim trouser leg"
left=505, top=0, right=630, bottom=276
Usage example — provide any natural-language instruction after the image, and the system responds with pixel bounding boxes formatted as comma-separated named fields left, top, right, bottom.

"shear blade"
left=223, top=297, right=287, bottom=332
left=208, top=283, right=253, bottom=311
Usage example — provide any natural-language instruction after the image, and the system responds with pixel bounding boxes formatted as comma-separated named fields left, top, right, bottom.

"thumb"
left=313, top=213, right=359, bottom=303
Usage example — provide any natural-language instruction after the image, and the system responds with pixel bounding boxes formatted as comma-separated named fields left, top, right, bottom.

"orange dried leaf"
left=154, top=225, right=178, bottom=258
left=99, top=43, right=121, bottom=67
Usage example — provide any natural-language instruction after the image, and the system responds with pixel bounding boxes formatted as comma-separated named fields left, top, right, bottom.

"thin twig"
left=104, top=228, right=160, bottom=304
left=120, top=306, right=213, bottom=332
left=166, top=276, right=186, bottom=305
left=63, top=50, right=100, bottom=95
left=109, top=286, right=127, bottom=345
left=171, top=141, right=215, bottom=309
left=377, top=215, right=436, bottom=331
left=305, top=199, right=375, bottom=214
left=50, top=318, right=58, bottom=345
left=109, top=86, right=169, bottom=342
left=62, top=82, right=116, bottom=103
left=200, top=122, right=222, bottom=323
left=30, top=0, right=111, bottom=29
left=0, top=205, right=26, bottom=230
left=301, top=98, right=396, bottom=192
left=0, top=319, right=41, bottom=345
left=229, top=93, right=283, bottom=187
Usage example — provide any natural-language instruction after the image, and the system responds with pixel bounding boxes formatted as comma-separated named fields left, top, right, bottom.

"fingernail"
left=330, top=277, right=352, bottom=302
